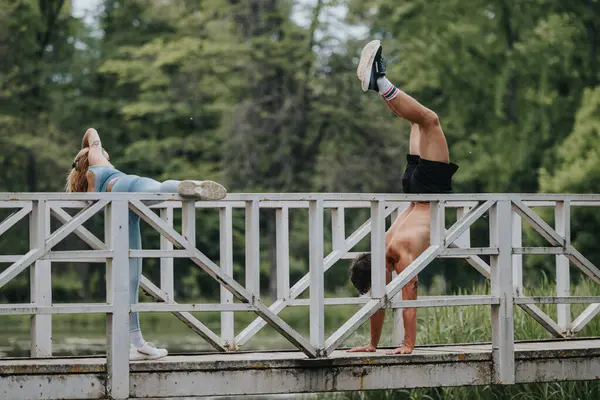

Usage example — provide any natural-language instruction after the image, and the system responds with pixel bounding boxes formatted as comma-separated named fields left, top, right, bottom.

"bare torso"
left=385, top=202, right=431, bottom=274
left=380, top=202, right=430, bottom=354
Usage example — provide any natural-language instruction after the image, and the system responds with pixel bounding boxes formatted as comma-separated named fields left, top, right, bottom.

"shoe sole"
left=178, top=180, right=227, bottom=200
left=357, top=39, right=381, bottom=92
left=130, top=352, right=168, bottom=361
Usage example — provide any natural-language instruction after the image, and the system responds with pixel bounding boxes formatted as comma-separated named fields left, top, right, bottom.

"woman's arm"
left=86, top=171, right=96, bottom=192
left=82, top=129, right=111, bottom=167
left=82, top=128, right=94, bottom=149
left=82, top=128, right=100, bottom=148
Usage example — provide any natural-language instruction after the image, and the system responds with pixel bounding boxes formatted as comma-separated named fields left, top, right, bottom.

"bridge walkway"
left=2, top=339, right=599, bottom=399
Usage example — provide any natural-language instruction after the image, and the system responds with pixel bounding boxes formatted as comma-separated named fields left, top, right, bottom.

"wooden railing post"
left=105, top=200, right=130, bottom=399
left=490, top=200, right=515, bottom=384
left=429, top=200, right=445, bottom=247
left=29, top=200, right=52, bottom=357
left=245, top=200, right=260, bottom=297
left=160, top=207, right=174, bottom=301
left=391, top=270, right=404, bottom=347
left=370, top=200, right=386, bottom=299
left=391, top=206, right=404, bottom=347
left=309, top=200, right=325, bottom=354
left=276, top=207, right=290, bottom=301
left=220, top=206, right=235, bottom=348
left=331, top=207, right=345, bottom=252
left=555, top=200, right=571, bottom=331
left=512, top=212, right=523, bottom=296
left=182, top=200, right=196, bottom=247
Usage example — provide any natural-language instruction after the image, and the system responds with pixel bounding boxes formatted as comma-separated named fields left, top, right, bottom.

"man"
left=347, top=40, right=459, bottom=355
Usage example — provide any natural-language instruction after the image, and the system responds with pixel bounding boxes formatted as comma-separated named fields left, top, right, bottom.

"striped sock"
left=378, top=77, right=400, bottom=101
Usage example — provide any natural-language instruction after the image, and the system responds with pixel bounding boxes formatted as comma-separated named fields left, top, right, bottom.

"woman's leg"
left=159, top=180, right=181, bottom=193
left=128, top=212, right=144, bottom=347
left=130, top=177, right=226, bottom=199
left=112, top=177, right=146, bottom=345
left=111, top=176, right=168, bottom=358
left=127, top=177, right=179, bottom=193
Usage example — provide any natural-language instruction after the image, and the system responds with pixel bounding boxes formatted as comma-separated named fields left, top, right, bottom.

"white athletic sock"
left=130, top=329, right=146, bottom=349
left=377, top=77, right=400, bottom=101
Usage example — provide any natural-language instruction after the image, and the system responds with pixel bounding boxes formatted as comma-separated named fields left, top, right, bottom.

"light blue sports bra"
left=88, top=166, right=125, bottom=192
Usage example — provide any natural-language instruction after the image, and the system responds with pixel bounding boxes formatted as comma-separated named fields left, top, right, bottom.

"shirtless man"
left=347, top=40, right=459, bottom=355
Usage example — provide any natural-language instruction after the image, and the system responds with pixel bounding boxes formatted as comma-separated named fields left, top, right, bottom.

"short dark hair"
left=349, top=253, right=371, bottom=295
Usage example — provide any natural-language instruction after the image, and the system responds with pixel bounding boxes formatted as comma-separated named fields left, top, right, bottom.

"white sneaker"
left=357, top=39, right=382, bottom=92
left=129, top=342, right=168, bottom=361
left=178, top=180, right=227, bottom=200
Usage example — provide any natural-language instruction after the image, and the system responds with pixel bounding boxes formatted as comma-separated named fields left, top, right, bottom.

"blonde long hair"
left=66, top=148, right=90, bottom=192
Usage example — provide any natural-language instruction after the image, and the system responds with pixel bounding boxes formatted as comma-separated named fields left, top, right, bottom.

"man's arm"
left=368, top=308, right=386, bottom=348
left=387, top=257, right=418, bottom=355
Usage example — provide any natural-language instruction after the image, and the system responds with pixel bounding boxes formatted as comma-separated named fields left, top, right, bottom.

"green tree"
left=539, top=87, right=600, bottom=270
left=0, top=0, right=78, bottom=192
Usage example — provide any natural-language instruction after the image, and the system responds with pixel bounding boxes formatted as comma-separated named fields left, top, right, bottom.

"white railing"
left=1, top=193, right=600, bottom=398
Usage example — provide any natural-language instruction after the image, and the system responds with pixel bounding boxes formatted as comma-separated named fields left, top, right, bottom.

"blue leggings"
left=111, top=175, right=181, bottom=332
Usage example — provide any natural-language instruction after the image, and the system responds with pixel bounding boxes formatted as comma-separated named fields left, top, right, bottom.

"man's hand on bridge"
left=346, top=344, right=377, bottom=353
left=386, top=345, right=413, bottom=355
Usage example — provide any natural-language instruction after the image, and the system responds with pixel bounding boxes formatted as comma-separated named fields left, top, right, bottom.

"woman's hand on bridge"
left=346, top=344, right=377, bottom=353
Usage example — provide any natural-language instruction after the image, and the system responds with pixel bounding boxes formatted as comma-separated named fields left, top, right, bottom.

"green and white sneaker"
left=178, top=180, right=227, bottom=200
left=357, top=40, right=387, bottom=92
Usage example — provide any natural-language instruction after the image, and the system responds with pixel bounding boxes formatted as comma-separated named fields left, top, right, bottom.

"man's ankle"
left=378, top=77, right=399, bottom=101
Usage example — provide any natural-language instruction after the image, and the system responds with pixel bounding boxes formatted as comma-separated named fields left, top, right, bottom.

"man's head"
left=349, top=253, right=371, bottom=295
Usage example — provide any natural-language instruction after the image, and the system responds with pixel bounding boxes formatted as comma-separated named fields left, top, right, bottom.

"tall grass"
left=310, top=276, right=600, bottom=400
left=316, top=381, right=600, bottom=400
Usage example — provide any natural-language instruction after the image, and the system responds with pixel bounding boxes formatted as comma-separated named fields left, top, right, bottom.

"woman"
left=67, top=128, right=227, bottom=361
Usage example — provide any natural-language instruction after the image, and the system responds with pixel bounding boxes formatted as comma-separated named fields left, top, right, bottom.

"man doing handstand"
left=348, top=40, right=459, bottom=355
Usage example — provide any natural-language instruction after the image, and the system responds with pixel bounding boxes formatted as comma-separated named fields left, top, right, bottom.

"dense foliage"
left=0, top=0, right=599, bottom=303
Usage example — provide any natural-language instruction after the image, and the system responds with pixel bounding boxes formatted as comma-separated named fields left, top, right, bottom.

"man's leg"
left=357, top=40, right=449, bottom=163
left=386, top=123, right=423, bottom=237
left=385, top=91, right=449, bottom=163
left=409, top=123, right=421, bottom=156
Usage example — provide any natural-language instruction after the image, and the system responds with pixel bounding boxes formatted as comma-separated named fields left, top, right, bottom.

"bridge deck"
left=2, top=339, right=600, bottom=399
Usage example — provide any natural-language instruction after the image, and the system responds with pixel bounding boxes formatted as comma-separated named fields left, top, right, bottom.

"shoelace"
left=377, top=56, right=387, bottom=74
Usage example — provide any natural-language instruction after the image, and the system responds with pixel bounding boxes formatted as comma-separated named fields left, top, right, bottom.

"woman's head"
left=65, top=148, right=90, bottom=192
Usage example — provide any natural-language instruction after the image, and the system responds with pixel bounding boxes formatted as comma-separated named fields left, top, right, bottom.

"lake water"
left=0, top=325, right=298, bottom=358
left=0, top=309, right=366, bottom=358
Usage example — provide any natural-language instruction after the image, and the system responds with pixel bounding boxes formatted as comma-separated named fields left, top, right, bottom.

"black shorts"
left=402, top=154, right=459, bottom=194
